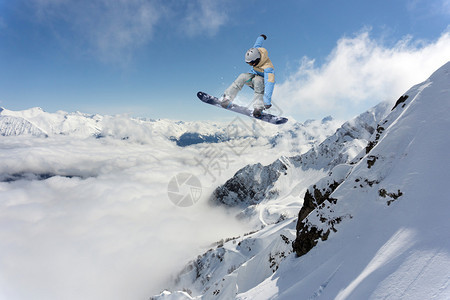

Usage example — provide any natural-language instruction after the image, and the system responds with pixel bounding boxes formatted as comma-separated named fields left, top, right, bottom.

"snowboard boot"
left=253, top=107, right=263, bottom=118
left=220, top=95, right=232, bottom=108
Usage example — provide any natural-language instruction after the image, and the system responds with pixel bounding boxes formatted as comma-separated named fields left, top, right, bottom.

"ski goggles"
left=247, top=58, right=260, bottom=66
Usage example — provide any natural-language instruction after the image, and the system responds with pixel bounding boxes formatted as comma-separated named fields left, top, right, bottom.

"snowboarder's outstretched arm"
left=253, top=34, right=267, bottom=48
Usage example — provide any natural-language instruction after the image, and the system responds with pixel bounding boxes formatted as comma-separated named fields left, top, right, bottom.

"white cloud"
left=443, top=0, right=450, bottom=14
left=31, top=0, right=162, bottom=63
left=181, top=0, right=229, bottom=37
left=89, top=1, right=162, bottom=62
left=0, top=135, right=254, bottom=300
left=29, top=0, right=230, bottom=63
left=275, top=29, right=450, bottom=120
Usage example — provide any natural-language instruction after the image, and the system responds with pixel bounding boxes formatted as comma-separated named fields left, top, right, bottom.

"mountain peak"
left=321, top=115, right=333, bottom=123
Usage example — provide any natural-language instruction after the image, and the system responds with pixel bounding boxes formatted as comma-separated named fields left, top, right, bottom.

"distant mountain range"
left=0, top=107, right=341, bottom=153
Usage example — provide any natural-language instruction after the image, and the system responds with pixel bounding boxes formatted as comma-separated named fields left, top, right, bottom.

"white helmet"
left=245, top=48, right=261, bottom=66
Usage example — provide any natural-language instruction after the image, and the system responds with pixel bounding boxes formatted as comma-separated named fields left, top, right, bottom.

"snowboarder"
left=220, top=34, right=275, bottom=118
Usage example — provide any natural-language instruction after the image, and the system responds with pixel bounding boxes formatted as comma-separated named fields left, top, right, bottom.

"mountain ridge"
left=210, top=100, right=391, bottom=215
left=0, top=107, right=342, bottom=151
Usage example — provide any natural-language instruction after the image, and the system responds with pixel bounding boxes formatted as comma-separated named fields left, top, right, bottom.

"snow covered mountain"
left=0, top=107, right=340, bottom=152
left=153, top=61, right=450, bottom=299
left=0, top=107, right=102, bottom=137
left=211, top=101, right=391, bottom=211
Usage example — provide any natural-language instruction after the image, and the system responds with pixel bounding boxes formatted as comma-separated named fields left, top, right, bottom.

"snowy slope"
left=152, top=62, right=450, bottom=299
left=282, top=61, right=450, bottom=300
left=0, top=114, right=47, bottom=137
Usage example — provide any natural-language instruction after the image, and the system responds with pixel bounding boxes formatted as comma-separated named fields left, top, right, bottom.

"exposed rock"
left=212, top=159, right=288, bottom=207
left=292, top=223, right=330, bottom=257
left=293, top=164, right=351, bottom=257
left=379, top=188, right=404, bottom=206
left=392, top=94, right=409, bottom=110
left=297, top=181, right=339, bottom=224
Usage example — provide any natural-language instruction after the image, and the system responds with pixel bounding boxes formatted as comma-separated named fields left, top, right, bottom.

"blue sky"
left=0, top=0, right=449, bottom=122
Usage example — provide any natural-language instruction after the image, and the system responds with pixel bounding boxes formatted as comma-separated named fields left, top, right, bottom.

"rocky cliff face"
left=292, top=164, right=352, bottom=256
left=212, top=158, right=288, bottom=207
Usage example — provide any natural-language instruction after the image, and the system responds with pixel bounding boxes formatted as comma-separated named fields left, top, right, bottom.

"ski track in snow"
left=307, top=264, right=342, bottom=300
left=335, top=228, right=417, bottom=300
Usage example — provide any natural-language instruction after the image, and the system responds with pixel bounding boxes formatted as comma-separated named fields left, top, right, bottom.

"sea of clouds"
left=0, top=133, right=253, bottom=300
left=0, top=113, right=343, bottom=300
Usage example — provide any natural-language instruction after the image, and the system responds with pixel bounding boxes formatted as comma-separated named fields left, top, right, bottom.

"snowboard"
left=197, top=92, right=288, bottom=125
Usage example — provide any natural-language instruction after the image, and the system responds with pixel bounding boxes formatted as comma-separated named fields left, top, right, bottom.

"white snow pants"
left=224, top=73, right=264, bottom=109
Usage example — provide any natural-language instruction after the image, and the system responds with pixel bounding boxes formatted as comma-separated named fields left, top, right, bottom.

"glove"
left=264, top=104, right=272, bottom=109
left=261, top=34, right=267, bottom=40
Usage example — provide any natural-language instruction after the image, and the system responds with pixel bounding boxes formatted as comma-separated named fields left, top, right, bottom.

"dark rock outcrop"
left=292, top=164, right=351, bottom=256
left=212, top=158, right=288, bottom=207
